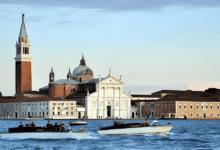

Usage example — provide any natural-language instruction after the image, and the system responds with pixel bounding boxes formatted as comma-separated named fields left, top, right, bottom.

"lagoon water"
left=0, top=120, right=220, bottom=150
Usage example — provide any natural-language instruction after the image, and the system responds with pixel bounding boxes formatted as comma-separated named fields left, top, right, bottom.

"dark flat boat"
left=69, top=121, right=87, bottom=126
left=0, top=126, right=87, bottom=139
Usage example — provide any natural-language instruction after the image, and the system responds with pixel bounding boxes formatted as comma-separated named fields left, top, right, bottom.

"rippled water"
left=0, top=120, right=220, bottom=150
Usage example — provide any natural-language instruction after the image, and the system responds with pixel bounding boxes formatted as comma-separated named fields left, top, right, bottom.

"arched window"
left=190, top=104, right=193, bottom=109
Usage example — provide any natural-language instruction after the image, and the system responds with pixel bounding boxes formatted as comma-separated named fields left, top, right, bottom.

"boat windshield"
left=151, top=122, right=160, bottom=126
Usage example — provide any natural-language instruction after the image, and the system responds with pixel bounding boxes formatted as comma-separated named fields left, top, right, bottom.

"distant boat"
left=69, top=121, right=87, bottom=126
left=98, top=120, right=173, bottom=135
left=0, top=126, right=87, bottom=139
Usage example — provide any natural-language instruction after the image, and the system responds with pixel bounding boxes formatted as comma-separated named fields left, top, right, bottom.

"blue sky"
left=0, top=0, right=220, bottom=96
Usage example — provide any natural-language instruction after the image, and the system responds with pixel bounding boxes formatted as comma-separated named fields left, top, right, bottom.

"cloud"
left=187, top=82, right=220, bottom=91
left=1, top=0, right=220, bottom=12
left=123, top=84, right=188, bottom=94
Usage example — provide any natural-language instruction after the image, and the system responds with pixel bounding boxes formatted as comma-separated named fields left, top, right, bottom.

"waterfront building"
left=131, top=94, right=161, bottom=119
left=143, top=90, right=220, bottom=119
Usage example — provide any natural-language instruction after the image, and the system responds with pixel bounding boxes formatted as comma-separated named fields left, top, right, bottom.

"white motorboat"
left=0, top=131, right=88, bottom=139
left=0, top=126, right=87, bottom=139
left=98, top=121, right=173, bottom=135
left=69, top=121, right=87, bottom=126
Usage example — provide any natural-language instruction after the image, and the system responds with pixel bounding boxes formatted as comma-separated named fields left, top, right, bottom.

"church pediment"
left=99, top=76, right=122, bottom=85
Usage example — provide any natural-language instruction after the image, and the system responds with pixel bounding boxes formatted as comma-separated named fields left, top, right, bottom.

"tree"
left=205, top=88, right=219, bottom=93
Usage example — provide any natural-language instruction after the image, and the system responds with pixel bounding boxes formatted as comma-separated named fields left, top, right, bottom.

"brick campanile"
left=14, top=14, right=32, bottom=94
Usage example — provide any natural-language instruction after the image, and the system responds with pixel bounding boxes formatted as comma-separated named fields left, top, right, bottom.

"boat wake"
left=83, top=132, right=100, bottom=140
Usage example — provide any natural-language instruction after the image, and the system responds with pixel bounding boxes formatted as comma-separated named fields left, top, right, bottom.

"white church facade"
left=85, top=76, right=132, bottom=119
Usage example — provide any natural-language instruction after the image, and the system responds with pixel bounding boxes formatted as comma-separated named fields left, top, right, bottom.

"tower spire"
left=19, top=14, right=28, bottom=43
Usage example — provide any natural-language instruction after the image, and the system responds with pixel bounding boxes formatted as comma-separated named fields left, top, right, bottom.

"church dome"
left=72, top=55, right=93, bottom=77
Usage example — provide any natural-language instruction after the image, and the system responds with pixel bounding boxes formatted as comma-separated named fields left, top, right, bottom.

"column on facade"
left=113, top=87, right=116, bottom=118
left=103, top=87, right=106, bottom=118
left=97, top=84, right=100, bottom=118
left=127, top=100, right=130, bottom=119
left=119, top=87, right=122, bottom=117
left=85, top=97, right=89, bottom=119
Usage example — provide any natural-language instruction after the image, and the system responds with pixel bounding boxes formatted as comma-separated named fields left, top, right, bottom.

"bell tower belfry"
left=15, top=14, right=32, bottom=94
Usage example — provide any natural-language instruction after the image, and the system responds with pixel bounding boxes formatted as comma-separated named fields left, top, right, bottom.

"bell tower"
left=15, top=14, right=32, bottom=94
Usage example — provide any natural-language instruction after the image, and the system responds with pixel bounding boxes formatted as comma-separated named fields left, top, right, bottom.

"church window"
left=190, top=104, right=193, bottom=109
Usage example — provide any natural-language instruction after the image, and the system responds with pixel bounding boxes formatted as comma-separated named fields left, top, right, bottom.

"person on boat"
left=18, top=122, right=23, bottom=128
left=53, top=122, right=60, bottom=131
left=144, top=120, right=149, bottom=126
left=28, top=123, right=32, bottom=127
left=46, top=121, right=53, bottom=130
left=31, top=122, right=36, bottom=127
left=60, top=122, right=65, bottom=130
